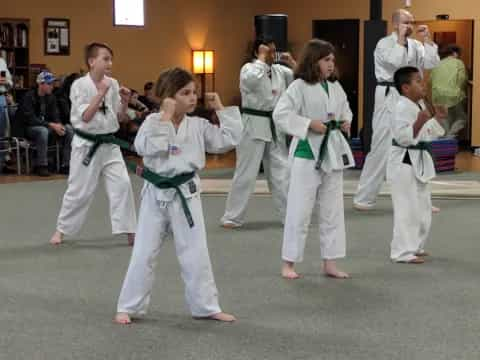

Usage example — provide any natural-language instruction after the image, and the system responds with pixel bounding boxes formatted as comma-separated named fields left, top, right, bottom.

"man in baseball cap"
left=17, top=70, right=73, bottom=176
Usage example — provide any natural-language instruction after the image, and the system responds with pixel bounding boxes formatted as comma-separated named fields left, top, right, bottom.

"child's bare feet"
left=209, top=312, right=236, bottom=322
left=221, top=222, right=241, bottom=229
left=415, top=251, right=430, bottom=257
left=114, top=312, right=132, bottom=325
left=281, top=261, right=301, bottom=279
left=194, top=312, right=236, bottom=322
left=397, top=257, right=425, bottom=264
left=323, top=259, right=350, bottom=279
left=127, top=233, right=135, bottom=246
left=432, top=206, right=440, bottom=213
left=49, top=230, right=64, bottom=245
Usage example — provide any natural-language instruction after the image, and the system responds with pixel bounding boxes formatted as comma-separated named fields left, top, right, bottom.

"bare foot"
left=49, top=230, right=64, bottom=245
left=415, top=251, right=430, bottom=257
left=127, top=233, right=135, bottom=246
left=194, top=312, right=236, bottom=322
left=353, top=203, right=374, bottom=211
left=281, top=261, right=301, bottom=279
left=221, top=222, right=240, bottom=229
left=323, top=259, right=350, bottom=279
left=432, top=206, right=440, bottom=213
left=114, top=312, right=132, bottom=325
left=397, top=257, right=425, bottom=264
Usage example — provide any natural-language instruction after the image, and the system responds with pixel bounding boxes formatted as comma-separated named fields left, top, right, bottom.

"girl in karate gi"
left=50, top=42, right=136, bottom=246
left=388, top=66, right=446, bottom=264
left=115, top=68, right=242, bottom=324
left=273, top=39, right=354, bottom=280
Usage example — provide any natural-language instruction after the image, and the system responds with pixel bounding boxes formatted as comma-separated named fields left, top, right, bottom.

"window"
left=114, top=0, right=144, bottom=26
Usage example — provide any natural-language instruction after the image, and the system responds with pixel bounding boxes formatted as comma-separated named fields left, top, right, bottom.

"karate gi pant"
left=354, top=87, right=393, bottom=208
left=221, top=133, right=289, bottom=226
left=56, top=144, right=136, bottom=236
left=390, top=163, right=432, bottom=262
left=117, top=186, right=221, bottom=317
left=282, top=158, right=346, bottom=263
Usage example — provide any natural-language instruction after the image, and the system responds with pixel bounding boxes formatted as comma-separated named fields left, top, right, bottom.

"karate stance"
left=221, top=36, right=295, bottom=228
left=115, top=68, right=242, bottom=324
left=388, top=66, right=446, bottom=263
left=50, top=42, right=136, bottom=246
left=273, top=39, right=354, bottom=280
left=354, top=9, right=440, bottom=210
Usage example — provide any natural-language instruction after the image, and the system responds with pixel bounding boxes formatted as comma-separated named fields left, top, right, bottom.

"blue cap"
left=36, top=71, right=56, bottom=85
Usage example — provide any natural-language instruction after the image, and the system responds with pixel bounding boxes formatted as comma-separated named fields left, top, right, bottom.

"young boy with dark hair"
left=388, top=66, right=447, bottom=263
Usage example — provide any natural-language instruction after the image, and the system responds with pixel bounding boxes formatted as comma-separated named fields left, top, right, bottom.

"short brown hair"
left=84, top=42, right=114, bottom=68
left=294, top=39, right=336, bottom=84
left=155, top=67, right=195, bottom=104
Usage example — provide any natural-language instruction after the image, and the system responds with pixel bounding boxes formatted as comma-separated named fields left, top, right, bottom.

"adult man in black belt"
left=353, top=9, right=440, bottom=210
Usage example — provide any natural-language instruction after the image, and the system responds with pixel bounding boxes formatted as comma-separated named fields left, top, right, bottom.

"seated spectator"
left=55, top=72, right=81, bottom=125
left=430, top=44, right=468, bottom=138
left=118, top=89, right=149, bottom=142
left=138, top=81, right=160, bottom=111
left=0, top=52, right=13, bottom=174
left=17, top=71, right=74, bottom=176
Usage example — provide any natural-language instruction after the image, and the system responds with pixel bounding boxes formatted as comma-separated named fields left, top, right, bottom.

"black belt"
left=315, top=120, right=347, bottom=171
left=240, top=107, right=277, bottom=142
left=377, top=81, right=395, bottom=96
left=392, top=139, right=433, bottom=174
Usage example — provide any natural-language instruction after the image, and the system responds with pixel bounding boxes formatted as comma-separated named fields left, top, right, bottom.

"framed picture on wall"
left=44, top=18, right=70, bottom=55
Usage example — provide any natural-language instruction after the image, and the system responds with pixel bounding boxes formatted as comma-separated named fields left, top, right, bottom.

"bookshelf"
left=0, top=18, right=30, bottom=99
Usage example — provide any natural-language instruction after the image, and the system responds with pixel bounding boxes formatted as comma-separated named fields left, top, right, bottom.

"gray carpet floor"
left=1, top=177, right=479, bottom=360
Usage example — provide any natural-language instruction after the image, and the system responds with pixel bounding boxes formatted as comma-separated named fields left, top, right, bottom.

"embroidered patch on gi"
left=342, top=154, right=349, bottom=165
left=169, top=144, right=181, bottom=155
left=188, top=181, right=197, bottom=194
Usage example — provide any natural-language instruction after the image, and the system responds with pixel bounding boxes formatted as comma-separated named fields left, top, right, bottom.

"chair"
left=22, top=138, right=61, bottom=175
left=0, top=104, right=22, bottom=175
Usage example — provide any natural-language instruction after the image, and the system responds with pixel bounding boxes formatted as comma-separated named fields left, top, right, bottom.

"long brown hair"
left=294, top=39, right=336, bottom=84
left=155, top=67, right=195, bottom=105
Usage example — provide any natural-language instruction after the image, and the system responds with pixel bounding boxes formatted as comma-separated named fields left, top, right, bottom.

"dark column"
left=362, top=0, right=387, bottom=152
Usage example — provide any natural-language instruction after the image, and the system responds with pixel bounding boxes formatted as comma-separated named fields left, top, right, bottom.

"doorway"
left=312, top=19, right=360, bottom=136
left=416, top=19, right=474, bottom=146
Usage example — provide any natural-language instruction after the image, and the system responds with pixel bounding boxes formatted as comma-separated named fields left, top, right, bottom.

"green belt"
left=127, top=162, right=196, bottom=228
left=74, top=128, right=134, bottom=166
left=315, top=120, right=346, bottom=170
left=240, top=107, right=277, bottom=142
left=392, top=139, right=433, bottom=158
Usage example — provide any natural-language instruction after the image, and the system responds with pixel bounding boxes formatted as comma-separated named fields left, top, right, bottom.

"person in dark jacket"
left=55, top=72, right=81, bottom=125
left=19, top=71, right=73, bottom=176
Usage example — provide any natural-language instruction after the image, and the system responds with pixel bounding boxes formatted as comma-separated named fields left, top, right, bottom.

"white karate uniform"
left=221, top=60, right=293, bottom=226
left=387, top=96, right=444, bottom=262
left=273, top=79, right=354, bottom=262
left=117, top=107, right=243, bottom=317
left=354, top=32, right=439, bottom=208
left=56, top=74, right=136, bottom=236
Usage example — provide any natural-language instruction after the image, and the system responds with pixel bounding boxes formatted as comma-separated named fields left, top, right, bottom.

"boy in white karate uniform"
left=221, top=37, right=295, bottom=228
left=50, top=43, right=136, bottom=245
left=273, top=39, right=354, bottom=279
left=115, top=68, right=242, bottom=324
left=388, top=66, right=447, bottom=264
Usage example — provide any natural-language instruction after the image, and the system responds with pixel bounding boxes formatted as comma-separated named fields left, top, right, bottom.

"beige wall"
left=4, top=0, right=480, bottom=145
left=3, top=0, right=258, bottom=105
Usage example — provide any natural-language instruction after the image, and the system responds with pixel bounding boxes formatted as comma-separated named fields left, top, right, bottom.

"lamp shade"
left=192, top=50, right=215, bottom=74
